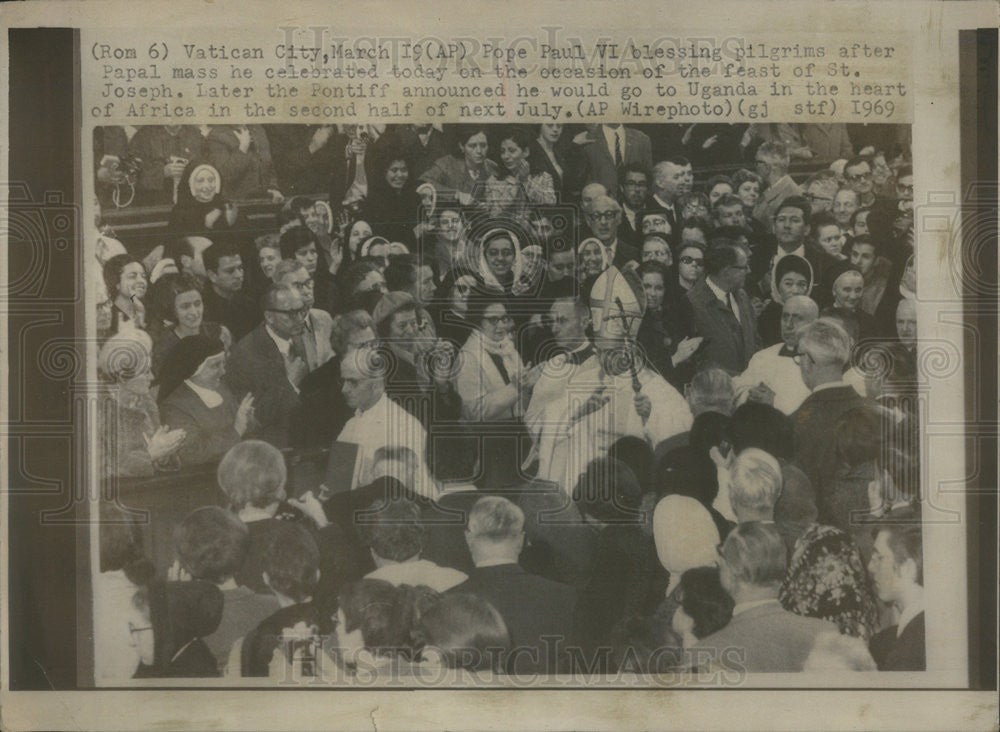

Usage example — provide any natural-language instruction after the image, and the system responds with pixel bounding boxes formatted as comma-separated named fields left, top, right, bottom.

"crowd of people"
left=92, top=121, right=924, bottom=682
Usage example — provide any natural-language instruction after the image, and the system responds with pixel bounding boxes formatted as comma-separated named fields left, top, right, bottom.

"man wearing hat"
left=535, top=267, right=691, bottom=494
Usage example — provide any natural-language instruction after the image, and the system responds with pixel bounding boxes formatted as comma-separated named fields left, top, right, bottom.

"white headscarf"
left=187, top=164, right=221, bottom=201
left=477, top=228, right=523, bottom=292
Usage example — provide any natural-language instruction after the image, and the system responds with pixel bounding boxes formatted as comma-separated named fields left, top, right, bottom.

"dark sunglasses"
left=679, top=256, right=704, bottom=266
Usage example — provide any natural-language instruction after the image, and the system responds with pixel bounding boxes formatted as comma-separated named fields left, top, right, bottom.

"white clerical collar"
left=475, top=558, right=517, bottom=569
left=813, top=380, right=848, bottom=393
left=896, top=599, right=923, bottom=638
left=265, top=325, right=291, bottom=357
left=184, top=379, right=223, bottom=408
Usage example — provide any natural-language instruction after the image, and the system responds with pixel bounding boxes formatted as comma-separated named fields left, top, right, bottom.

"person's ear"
left=262, top=571, right=273, bottom=592
left=897, top=557, right=918, bottom=585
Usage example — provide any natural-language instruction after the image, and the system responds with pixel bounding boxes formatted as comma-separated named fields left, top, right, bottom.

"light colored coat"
left=691, top=599, right=839, bottom=673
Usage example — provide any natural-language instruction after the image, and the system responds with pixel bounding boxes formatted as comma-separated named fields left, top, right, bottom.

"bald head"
left=587, top=195, right=623, bottom=243
left=581, top=183, right=608, bottom=214
left=895, top=298, right=917, bottom=348
left=653, top=160, right=693, bottom=202
left=781, top=295, right=819, bottom=348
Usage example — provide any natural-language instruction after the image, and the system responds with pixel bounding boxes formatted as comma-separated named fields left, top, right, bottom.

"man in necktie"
left=686, top=239, right=760, bottom=374
left=224, top=284, right=309, bottom=447
left=648, top=157, right=694, bottom=231
left=273, top=259, right=334, bottom=372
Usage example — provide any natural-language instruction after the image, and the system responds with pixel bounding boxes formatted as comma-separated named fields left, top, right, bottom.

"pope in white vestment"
left=535, top=264, right=692, bottom=493
left=535, top=354, right=692, bottom=494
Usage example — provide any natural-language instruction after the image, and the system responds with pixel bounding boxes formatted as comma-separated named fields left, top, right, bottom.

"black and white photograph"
left=89, top=119, right=926, bottom=683
left=2, top=2, right=997, bottom=730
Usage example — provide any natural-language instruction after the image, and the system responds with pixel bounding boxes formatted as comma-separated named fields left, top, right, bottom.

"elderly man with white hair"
left=790, top=318, right=874, bottom=492
left=733, top=295, right=819, bottom=415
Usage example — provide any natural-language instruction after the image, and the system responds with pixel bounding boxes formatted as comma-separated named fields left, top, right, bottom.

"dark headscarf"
left=773, top=254, right=814, bottom=298
left=156, top=334, right=225, bottom=403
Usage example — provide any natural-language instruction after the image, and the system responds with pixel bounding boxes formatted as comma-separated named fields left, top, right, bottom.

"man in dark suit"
left=579, top=123, right=652, bottom=194
left=868, top=524, right=925, bottom=671
left=789, top=318, right=873, bottom=502
left=202, top=241, right=259, bottom=342
left=450, top=496, right=577, bottom=674
left=585, top=195, right=640, bottom=270
left=686, top=240, right=759, bottom=373
left=646, top=157, right=694, bottom=231
left=617, top=164, right=650, bottom=247
left=225, top=284, right=309, bottom=447
left=691, top=522, right=839, bottom=672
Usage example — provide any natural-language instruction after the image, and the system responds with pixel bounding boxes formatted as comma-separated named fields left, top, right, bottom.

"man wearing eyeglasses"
left=801, top=170, right=840, bottom=216
left=789, top=318, right=874, bottom=498
left=273, top=259, right=334, bottom=371
left=751, top=141, right=802, bottom=234
left=225, top=283, right=310, bottom=447
left=586, top=195, right=639, bottom=270
left=843, top=156, right=877, bottom=207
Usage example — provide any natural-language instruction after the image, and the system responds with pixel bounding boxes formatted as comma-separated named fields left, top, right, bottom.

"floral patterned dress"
left=779, top=523, right=880, bottom=641
left=483, top=172, right=556, bottom=220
